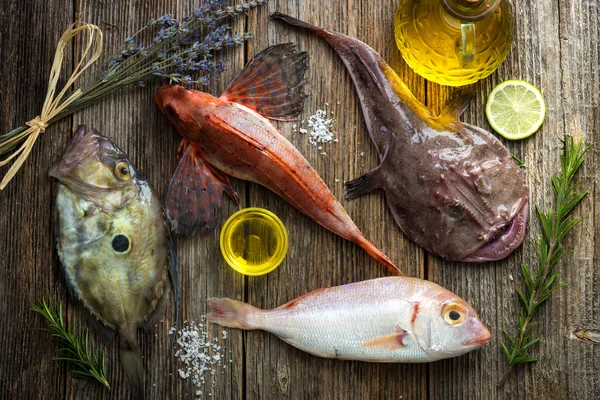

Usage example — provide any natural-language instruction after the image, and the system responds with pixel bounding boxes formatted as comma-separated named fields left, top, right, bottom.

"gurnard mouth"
left=462, top=201, right=528, bottom=262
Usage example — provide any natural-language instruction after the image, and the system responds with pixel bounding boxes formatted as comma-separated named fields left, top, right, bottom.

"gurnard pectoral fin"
left=362, top=327, right=408, bottom=350
left=220, top=43, right=309, bottom=121
left=166, top=140, right=239, bottom=236
left=206, top=298, right=259, bottom=330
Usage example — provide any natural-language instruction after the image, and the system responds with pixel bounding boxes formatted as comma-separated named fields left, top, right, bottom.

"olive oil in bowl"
left=220, top=208, right=289, bottom=276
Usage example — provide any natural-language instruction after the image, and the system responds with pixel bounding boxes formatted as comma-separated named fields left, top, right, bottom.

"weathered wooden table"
left=0, top=0, right=598, bottom=399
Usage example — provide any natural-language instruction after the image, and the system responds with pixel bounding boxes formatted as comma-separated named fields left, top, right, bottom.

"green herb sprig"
left=30, top=298, right=110, bottom=389
left=499, top=135, right=592, bottom=385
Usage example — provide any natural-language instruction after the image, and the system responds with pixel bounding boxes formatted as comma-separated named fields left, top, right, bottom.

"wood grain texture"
left=0, top=0, right=598, bottom=399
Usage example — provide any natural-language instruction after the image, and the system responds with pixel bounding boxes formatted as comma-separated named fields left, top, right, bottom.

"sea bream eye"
left=449, top=311, right=460, bottom=321
left=441, top=302, right=467, bottom=325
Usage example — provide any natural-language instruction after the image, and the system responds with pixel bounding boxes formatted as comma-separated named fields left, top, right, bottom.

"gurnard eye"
left=165, top=104, right=178, bottom=118
left=441, top=302, right=467, bottom=325
left=115, top=161, right=132, bottom=181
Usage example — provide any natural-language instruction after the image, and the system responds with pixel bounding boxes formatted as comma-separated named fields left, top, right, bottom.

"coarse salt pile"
left=295, top=107, right=337, bottom=155
left=171, top=319, right=230, bottom=397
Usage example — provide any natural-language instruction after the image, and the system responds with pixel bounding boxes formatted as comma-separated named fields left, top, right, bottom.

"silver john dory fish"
left=49, top=125, right=179, bottom=399
left=208, top=277, right=490, bottom=362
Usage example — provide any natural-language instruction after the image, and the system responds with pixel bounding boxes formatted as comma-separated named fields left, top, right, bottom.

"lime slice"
left=485, top=80, right=546, bottom=140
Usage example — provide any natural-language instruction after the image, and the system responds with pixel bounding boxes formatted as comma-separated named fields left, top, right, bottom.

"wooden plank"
left=1, top=0, right=599, bottom=399
left=553, top=0, right=599, bottom=399
left=0, top=1, right=74, bottom=398
left=244, top=1, right=427, bottom=399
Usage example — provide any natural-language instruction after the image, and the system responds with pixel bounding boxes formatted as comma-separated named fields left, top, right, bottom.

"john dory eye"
left=115, top=161, right=132, bottom=180
left=442, top=302, right=467, bottom=325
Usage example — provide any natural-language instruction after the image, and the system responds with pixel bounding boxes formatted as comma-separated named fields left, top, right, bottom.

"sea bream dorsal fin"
left=220, top=43, right=309, bottom=121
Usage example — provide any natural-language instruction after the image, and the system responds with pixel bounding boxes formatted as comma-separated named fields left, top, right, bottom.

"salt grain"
left=296, top=108, right=336, bottom=149
left=172, top=319, right=229, bottom=398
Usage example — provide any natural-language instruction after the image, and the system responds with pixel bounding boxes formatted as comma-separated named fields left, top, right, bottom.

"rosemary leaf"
left=499, top=135, right=592, bottom=385
left=30, top=298, right=110, bottom=389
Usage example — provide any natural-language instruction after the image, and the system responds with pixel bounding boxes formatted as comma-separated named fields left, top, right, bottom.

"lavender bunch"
left=0, top=0, right=266, bottom=179
left=63, top=0, right=265, bottom=116
left=102, top=0, right=265, bottom=87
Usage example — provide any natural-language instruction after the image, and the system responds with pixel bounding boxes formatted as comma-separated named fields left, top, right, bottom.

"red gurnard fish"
left=156, top=44, right=400, bottom=276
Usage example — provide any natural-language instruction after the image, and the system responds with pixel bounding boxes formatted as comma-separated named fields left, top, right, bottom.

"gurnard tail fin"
left=207, top=298, right=261, bottom=330
left=119, top=343, right=145, bottom=400
left=355, top=236, right=403, bottom=276
left=221, top=43, right=309, bottom=121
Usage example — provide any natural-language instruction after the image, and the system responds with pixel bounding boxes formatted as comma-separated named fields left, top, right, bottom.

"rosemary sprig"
left=511, top=154, right=526, bottom=168
left=499, top=135, right=592, bottom=385
left=30, top=298, right=110, bottom=389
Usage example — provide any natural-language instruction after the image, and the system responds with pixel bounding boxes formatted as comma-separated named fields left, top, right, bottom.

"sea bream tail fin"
left=206, top=298, right=261, bottom=330
left=119, top=333, right=145, bottom=399
left=166, top=140, right=239, bottom=236
left=220, top=43, right=309, bottom=121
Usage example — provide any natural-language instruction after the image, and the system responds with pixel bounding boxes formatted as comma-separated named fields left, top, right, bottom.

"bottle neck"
left=441, top=0, right=501, bottom=22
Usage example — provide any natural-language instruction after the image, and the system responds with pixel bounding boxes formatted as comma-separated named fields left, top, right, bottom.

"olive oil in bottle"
left=394, top=0, right=513, bottom=86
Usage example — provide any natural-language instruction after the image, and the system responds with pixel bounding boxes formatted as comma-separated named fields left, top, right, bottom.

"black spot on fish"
left=334, top=349, right=342, bottom=357
left=112, top=234, right=130, bottom=253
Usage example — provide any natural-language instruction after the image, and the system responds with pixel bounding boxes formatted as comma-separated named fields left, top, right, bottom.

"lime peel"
left=485, top=80, right=546, bottom=140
